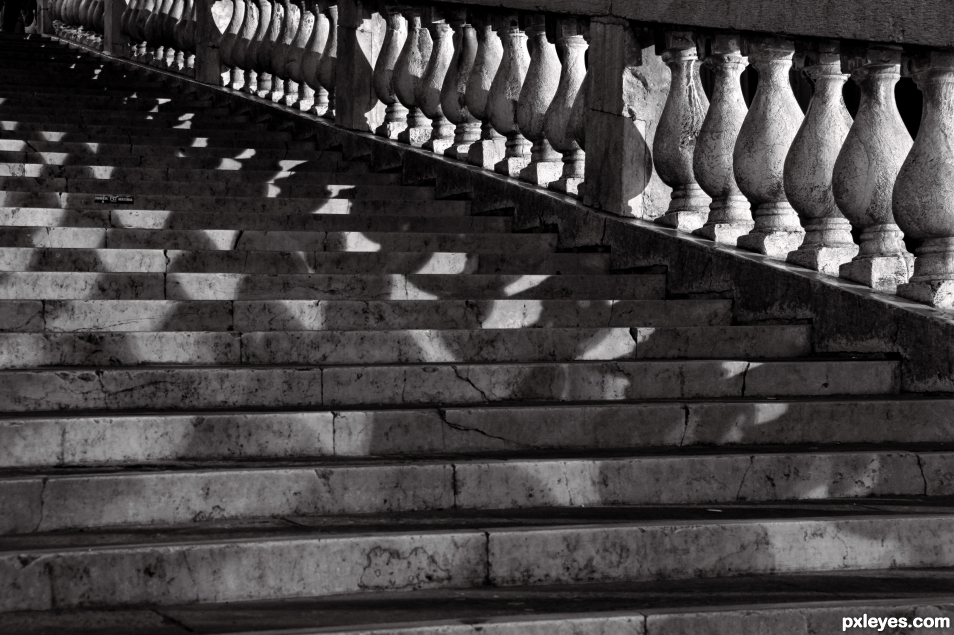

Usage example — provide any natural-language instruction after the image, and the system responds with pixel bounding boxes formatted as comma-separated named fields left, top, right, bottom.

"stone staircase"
left=3, top=32, right=954, bottom=634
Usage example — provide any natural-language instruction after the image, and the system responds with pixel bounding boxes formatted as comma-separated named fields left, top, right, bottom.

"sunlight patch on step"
left=234, top=149, right=258, bottom=159
left=576, top=329, right=636, bottom=360
left=412, top=253, right=471, bottom=275
left=503, top=275, right=550, bottom=297
left=409, top=329, right=461, bottom=363
left=337, top=233, right=381, bottom=252
left=189, top=138, right=209, bottom=148
left=481, top=300, right=542, bottom=328
left=402, top=276, right=438, bottom=300
left=712, top=402, right=792, bottom=444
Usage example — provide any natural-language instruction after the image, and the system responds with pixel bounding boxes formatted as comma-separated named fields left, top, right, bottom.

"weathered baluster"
left=418, top=8, right=454, bottom=152
left=372, top=5, right=408, bottom=138
left=734, top=35, right=805, bottom=258
left=270, top=0, right=299, bottom=102
left=285, top=0, right=313, bottom=107
left=232, top=0, right=260, bottom=92
left=139, top=0, right=163, bottom=62
left=255, top=0, right=284, bottom=98
left=544, top=17, right=587, bottom=195
left=895, top=51, right=954, bottom=308
left=171, top=0, right=190, bottom=70
left=464, top=10, right=505, bottom=168
left=219, top=0, right=245, bottom=86
left=300, top=0, right=329, bottom=115
left=441, top=9, right=479, bottom=159
left=393, top=6, right=432, bottom=146
left=315, top=1, right=337, bottom=117
left=784, top=40, right=857, bottom=275
left=653, top=30, right=711, bottom=231
left=134, top=0, right=156, bottom=58
left=163, top=0, right=184, bottom=67
left=515, top=14, right=561, bottom=185
left=183, top=0, right=197, bottom=74
left=489, top=13, right=530, bottom=177
left=833, top=45, right=913, bottom=292
left=693, top=34, right=752, bottom=243
left=121, top=0, right=140, bottom=52
left=245, top=0, right=272, bottom=94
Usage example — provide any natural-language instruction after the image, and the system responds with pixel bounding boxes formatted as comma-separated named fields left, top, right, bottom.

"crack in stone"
left=735, top=455, right=755, bottom=501
left=33, top=476, right=49, bottom=533
left=436, top=408, right=528, bottom=449
left=740, top=362, right=750, bottom=397
left=451, top=366, right=491, bottom=402
left=916, top=453, right=929, bottom=496
left=151, top=608, right=197, bottom=633
left=679, top=403, right=690, bottom=446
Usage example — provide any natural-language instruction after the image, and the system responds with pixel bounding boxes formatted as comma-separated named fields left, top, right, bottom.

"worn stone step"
left=0, top=97, right=219, bottom=115
left=0, top=127, right=295, bottom=146
left=3, top=398, right=950, bottom=467
left=0, top=140, right=317, bottom=160
left=1, top=448, right=943, bottom=535
left=1, top=111, right=259, bottom=128
left=0, top=248, right=601, bottom=275
left=0, top=325, right=810, bottom=368
left=0, top=120, right=271, bottom=137
left=0, top=151, right=368, bottom=172
left=0, top=103, right=234, bottom=118
left=0, top=164, right=398, bottom=185
left=0, top=504, right=951, bottom=611
left=0, top=359, right=897, bottom=412
left=1, top=297, right=720, bottom=334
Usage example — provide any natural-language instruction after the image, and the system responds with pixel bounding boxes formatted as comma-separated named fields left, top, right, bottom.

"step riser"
left=0, top=152, right=366, bottom=172
left=0, top=165, right=397, bottom=185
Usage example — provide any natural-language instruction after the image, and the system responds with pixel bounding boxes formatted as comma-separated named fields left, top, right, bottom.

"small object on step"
left=94, top=195, right=135, bottom=204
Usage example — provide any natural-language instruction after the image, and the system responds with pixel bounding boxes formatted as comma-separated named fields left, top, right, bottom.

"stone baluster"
left=131, top=0, right=154, bottom=57
left=154, top=0, right=176, bottom=65
left=284, top=0, right=314, bottom=108
left=299, top=0, right=329, bottom=114
left=418, top=8, right=454, bottom=152
left=163, top=0, right=185, bottom=67
left=693, top=33, right=752, bottom=244
left=783, top=40, right=857, bottom=275
left=245, top=0, right=272, bottom=93
left=488, top=13, right=530, bottom=177
left=137, top=0, right=160, bottom=61
left=255, top=0, right=284, bottom=98
left=121, top=0, right=141, bottom=51
left=654, top=30, right=711, bottom=231
left=315, top=1, right=337, bottom=118
left=269, top=0, right=299, bottom=102
left=544, top=17, right=587, bottom=195
left=832, top=45, right=913, bottom=292
left=231, top=0, right=260, bottom=92
left=733, top=35, right=805, bottom=258
left=464, top=10, right=505, bottom=168
left=393, top=6, right=432, bottom=146
left=515, top=14, right=561, bottom=185
left=440, top=9, right=479, bottom=159
left=372, top=5, right=408, bottom=138
left=895, top=51, right=954, bottom=308
left=219, top=0, right=246, bottom=86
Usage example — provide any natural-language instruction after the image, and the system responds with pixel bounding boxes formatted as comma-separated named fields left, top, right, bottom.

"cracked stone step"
left=0, top=325, right=811, bottom=368
left=0, top=249, right=604, bottom=275
left=0, top=118, right=269, bottom=134
left=0, top=151, right=369, bottom=172
left=0, top=359, right=898, bottom=412
left=0, top=449, right=944, bottom=534
left=3, top=398, right=952, bottom=468
left=1, top=297, right=719, bottom=333
left=0, top=112, right=260, bottom=128
left=0, top=164, right=399, bottom=185
left=0, top=95, right=218, bottom=111
left=0, top=141, right=318, bottom=161
left=0, top=272, right=165, bottom=300
left=1, top=510, right=953, bottom=612
left=0, top=131, right=299, bottom=151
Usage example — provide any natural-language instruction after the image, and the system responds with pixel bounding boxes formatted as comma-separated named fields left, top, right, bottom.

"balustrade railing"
left=44, top=0, right=954, bottom=310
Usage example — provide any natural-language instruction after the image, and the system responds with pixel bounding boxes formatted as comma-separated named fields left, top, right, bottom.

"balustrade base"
left=467, top=139, right=507, bottom=169
left=376, top=121, right=407, bottom=140
left=737, top=229, right=806, bottom=260
left=898, top=280, right=954, bottom=309
left=495, top=156, right=531, bottom=178
left=656, top=210, right=709, bottom=233
left=445, top=143, right=475, bottom=161
left=549, top=177, right=585, bottom=197
left=693, top=221, right=755, bottom=246
left=398, top=127, right=433, bottom=148
left=424, top=138, right=456, bottom=155
left=788, top=244, right=860, bottom=277
left=839, top=254, right=913, bottom=294
left=519, top=161, right=563, bottom=187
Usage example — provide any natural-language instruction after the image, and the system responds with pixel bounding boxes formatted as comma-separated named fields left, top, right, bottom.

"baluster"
left=832, top=45, right=913, bottom=292
left=285, top=0, right=313, bottom=108
left=255, top=0, right=284, bottom=98
left=734, top=35, right=805, bottom=258
left=544, top=17, right=588, bottom=195
left=121, top=0, right=141, bottom=56
left=315, top=1, right=337, bottom=118
left=488, top=13, right=530, bottom=177
left=783, top=40, right=857, bottom=275
left=441, top=9, right=479, bottom=159
left=654, top=30, right=711, bottom=231
left=393, top=6, right=432, bottom=146
left=464, top=10, right=505, bottom=168
left=693, top=33, right=752, bottom=243
left=372, top=5, right=408, bottom=138
left=300, top=0, right=330, bottom=115
left=136, top=0, right=158, bottom=60
left=895, top=51, right=954, bottom=308
left=418, top=8, right=454, bottom=152
left=219, top=0, right=246, bottom=87
left=515, top=14, right=561, bottom=185
left=245, top=0, right=273, bottom=95
left=183, top=0, right=196, bottom=74
left=163, top=0, right=184, bottom=67
left=270, top=0, right=299, bottom=102
left=232, top=0, right=261, bottom=92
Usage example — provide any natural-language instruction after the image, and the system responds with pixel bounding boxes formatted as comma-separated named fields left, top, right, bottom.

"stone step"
left=0, top=359, right=897, bottom=412
left=0, top=85, right=188, bottom=99
left=1, top=297, right=721, bottom=333
left=0, top=151, right=369, bottom=172
left=0, top=504, right=949, bottom=611
left=0, top=248, right=603, bottom=275
left=0, top=447, right=942, bottom=535
left=1, top=398, right=948, bottom=468
left=0, top=164, right=398, bottom=185
left=0, top=177, right=435, bottom=201
left=0, top=112, right=259, bottom=128
left=0, top=325, right=811, bottom=368
left=0, top=103, right=234, bottom=118
left=0, top=139, right=318, bottom=158
left=0, top=229, right=549, bottom=253
left=3, top=581, right=952, bottom=635
left=0, top=128, right=296, bottom=146
left=0, top=120, right=271, bottom=136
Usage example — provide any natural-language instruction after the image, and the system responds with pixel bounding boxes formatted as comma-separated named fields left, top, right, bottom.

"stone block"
left=839, top=254, right=912, bottom=293
left=334, top=1, right=387, bottom=131
left=898, top=280, right=954, bottom=310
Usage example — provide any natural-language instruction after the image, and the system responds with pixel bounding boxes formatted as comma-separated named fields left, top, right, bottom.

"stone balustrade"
left=43, top=0, right=954, bottom=310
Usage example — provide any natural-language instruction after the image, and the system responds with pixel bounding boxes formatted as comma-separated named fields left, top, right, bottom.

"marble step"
left=0, top=85, right=189, bottom=99
left=0, top=503, right=950, bottom=612
left=0, top=325, right=811, bottom=368
left=0, top=248, right=608, bottom=275
left=0, top=164, right=398, bottom=185
left=4, top=581, right=952, bottom=635
left=0, top=127, right=298, bottom=146
left=1, top=297, right=719, bottom=333
left=0, top=151, right=369, bottom=172
left=0, top=178, right=436, bottom=202
left=0, top=94, right=215, bottom=111
left=0, top=229, right=551, bottom=253
left=2, top=398, right=949, bottom=468
left=0, top=111, right=259, bottom=128
left=0, top=103, right=234, bottom=118
left=0, top=139, right=318, bottom=159
left=0, top=359, right=897, bottom=412
left=0, top=447, right=942, bottom=534
left=0, top=119, right=271, bottom=136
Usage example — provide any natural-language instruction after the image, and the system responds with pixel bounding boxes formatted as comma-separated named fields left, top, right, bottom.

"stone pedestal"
left=841, top=254, right=912, bottom=293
